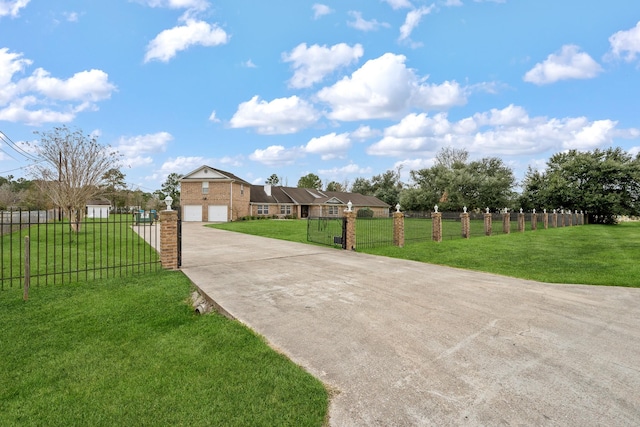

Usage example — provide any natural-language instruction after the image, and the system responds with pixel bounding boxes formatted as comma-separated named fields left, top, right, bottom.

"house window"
left=280, top=205, right=291, bottom=215
left=202, top=181, right=209, bottom=195
left=241, top=184, right=244, bottom=196
left=257, top=205, right=269, bottom=215
left=328, top=206, right=339, bottom=216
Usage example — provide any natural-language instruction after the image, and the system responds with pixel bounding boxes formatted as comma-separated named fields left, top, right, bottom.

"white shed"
left=86, top=200, right=111, bottom=218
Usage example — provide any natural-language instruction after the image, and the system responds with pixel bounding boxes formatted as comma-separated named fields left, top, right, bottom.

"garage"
left=208, top=205, right=228, bottom=222
left=183, top=205, right=202, bottom=222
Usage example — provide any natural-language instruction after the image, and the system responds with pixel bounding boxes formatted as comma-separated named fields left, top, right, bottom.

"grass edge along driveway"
left=209, top=220, right=640, bottom=288
left=0, top=270, right=328, bottom=427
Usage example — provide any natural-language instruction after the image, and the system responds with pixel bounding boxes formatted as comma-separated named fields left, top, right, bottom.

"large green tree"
left=521, top=148, right=640, bottom=224
left=401, top=148, right=515, bottom=212
left=297, top=173, right=322, bottom=190
left=156, top=173, right=183, bottom=208
left=265, top=174, right=281, bottom=186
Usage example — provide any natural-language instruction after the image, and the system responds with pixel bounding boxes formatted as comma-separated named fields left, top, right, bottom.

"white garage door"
left=208, top=205, right=228, bottom=222
left=183, top=205, right=202, bottom=222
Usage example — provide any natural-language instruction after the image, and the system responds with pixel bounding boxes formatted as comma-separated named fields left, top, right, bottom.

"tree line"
left=286, top=147, right=640, bottom=224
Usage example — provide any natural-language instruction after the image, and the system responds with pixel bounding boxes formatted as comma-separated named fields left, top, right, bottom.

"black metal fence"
left=307, top=217, right=346, bottom=248
left=355, top=217, right=394, bottom=249
left=1, top=209, right=160, bottom=290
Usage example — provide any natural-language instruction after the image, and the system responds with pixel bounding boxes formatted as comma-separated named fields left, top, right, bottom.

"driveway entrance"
left=180, top=224, right=640, bottom=426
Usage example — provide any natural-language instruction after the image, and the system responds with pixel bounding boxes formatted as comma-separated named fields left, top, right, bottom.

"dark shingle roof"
left=250, top=185, right=389, bottom=207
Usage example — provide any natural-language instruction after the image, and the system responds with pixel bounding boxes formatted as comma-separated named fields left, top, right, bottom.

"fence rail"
left=1, top=210, right=160, bottom=290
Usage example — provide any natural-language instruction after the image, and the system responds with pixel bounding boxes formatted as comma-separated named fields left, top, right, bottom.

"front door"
left=301, top=205, right=309, bottom=218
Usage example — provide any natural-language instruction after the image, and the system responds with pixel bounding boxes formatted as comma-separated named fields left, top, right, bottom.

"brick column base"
left=531, top=213, right=537, bottom=231
left=432, top=212, right=442, bottom=242
left=518, top=213, right=525, bottom=232
left=344, top=211, right=356, bottom=250
left=160, top=210, right=179, bottom=270
left=484, top=213, right=492, bottom=236
left=502, top=213, right=511, bottom=234
left=461, top=212, right=470, bottom=239
left=393, top=211, right=404, bottom=247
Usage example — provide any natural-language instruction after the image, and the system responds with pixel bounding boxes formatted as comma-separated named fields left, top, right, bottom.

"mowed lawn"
left=0, top=271, right=328, bottom=427
left=209, top=219, right=640, bottom=288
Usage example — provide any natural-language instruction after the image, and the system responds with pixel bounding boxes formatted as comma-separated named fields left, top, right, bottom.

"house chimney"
left=264, top=184, right=272, bottom=196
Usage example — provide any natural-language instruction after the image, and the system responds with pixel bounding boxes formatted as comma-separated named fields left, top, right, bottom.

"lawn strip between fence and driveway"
left=0, top=210, right=160, bottom=290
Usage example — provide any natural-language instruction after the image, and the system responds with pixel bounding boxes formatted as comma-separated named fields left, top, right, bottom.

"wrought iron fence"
left=307, top=217, right=346, bottom=248
left=355, top=217, right=394, bottom=249
left=1, top=209, right=160, bottom=290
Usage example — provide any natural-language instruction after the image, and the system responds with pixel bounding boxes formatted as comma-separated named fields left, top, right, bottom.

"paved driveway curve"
left=180, top=223, right=640, bottom=426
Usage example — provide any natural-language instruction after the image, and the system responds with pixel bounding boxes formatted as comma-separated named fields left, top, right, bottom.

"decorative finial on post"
left=463, top=206, right=467, bottom=213
left=346, top=200, right=353, bottom=212
left=553, top=209, right=556, bottom=214
left=544, top=209, right=547, bottom=214
left=486, top=207, right=489, bottom=214
left=434, top=205, right=438, bottom=213
left=533, top=208, right=536, bottom=214
left=395, top=203, right=401, bottom=213
left=504, top=207, right=508, bottom=214
left=164, top=195, right=173, bottom=211
left=519, top=208, right=523, bottom=214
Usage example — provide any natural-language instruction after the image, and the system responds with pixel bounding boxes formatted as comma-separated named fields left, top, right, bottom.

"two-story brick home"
left=179, top=165, right=389, bottom=222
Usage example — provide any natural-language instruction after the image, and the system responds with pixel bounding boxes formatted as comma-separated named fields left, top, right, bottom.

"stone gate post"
left=344, top=208, right=356, bottom=251
left=393, top=206, right=404, bottom=248
left=160, top=209, right=179, bottom=270
left=518, top=209, right=525, bottom=232
left=502, top=209, right=511, bottom=234
left=461, top=207, right=470, bottom=239
left=432, top=206, right=442, bottom=243
left=531, top=209, right=537, bottom=231
left=484, top=208, right=492, bottom=236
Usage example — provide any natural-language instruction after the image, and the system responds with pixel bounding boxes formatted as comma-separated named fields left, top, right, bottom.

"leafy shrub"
left=357, top=208, right=374, bottom=218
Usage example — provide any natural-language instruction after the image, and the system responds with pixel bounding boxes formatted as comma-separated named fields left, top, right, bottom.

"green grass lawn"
left=209, top=219, right=640, bottom=288
left=0, top=271, right=328, bottom=426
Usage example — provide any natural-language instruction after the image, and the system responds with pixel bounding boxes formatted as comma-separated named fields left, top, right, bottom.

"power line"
left=0, top=130, right=41, bottom=162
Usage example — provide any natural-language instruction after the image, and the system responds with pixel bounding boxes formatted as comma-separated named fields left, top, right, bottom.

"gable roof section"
left=250, top=185, right=294, bottom=204
left=180, top=165, right=251, bottom=185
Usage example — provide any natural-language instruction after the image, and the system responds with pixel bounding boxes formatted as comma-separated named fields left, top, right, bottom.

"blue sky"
left=1, top=0, right=640, bottom=194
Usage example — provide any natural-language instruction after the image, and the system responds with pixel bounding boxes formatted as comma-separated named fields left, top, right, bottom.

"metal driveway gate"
left=307, top=217, right=346, bottom=249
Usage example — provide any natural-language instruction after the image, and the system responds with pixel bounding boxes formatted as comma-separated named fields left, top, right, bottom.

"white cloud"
left=399, top=5, right=434, bottom=42
left=0, top=0, right=30, bottom=18
left=63, top=11, right=79, bottom=22
left=139, top=0, right=209, bottom=11
left=242, top=59, right=256, bottom=68
left=394, top=158, right=435, bottom=175
left=312, top=3, right=333, bottom=19
left=367, top=105, right=635, bottom=158
left=208, top=110, right=220, bottom=122
left=382, top=0, right=413, bottom=9
left=117, top=132, right=173, bottom=167
left=350, top=125, right=381, bottom=140
left=144, top=19, right=229, bottom=62
left=318, top=163, right=373, bottom=178
left=523, top=45, right=603, bottom=85
left=230, top=95, right=321, bottom=134
left=160, top=156, right=210, bottom=174
left=283, top=43, right=363, bottom=89
left=317, top=53, right=467, bottom=121
left=443, top=0, right=463, bottom=6
left=347, top=11, right=389, bottom=32
left=305, top=132, right=352, bottom=160
left=0, top=48, right=116, bottom=125
left=249, top=145, right=304, bottom=167
left=608, top=21, right=640, bottom=62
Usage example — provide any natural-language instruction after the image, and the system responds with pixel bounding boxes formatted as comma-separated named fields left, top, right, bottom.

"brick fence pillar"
left=552, top=211, right=558, bottom=228
left=461, top=211, right=470, bottom=239
left=518, top=211, right=525, bottom=232
left=568, top=211, right=573, bottom=227
left=531, top=211, right=537, bottom=231
left=344, top=210, right=356, bottom=250
left=160, top=210, right=179, bottom=270
left=431, top=211, right=442, bottom=242
left=502, top=212, right=511, bottom=234
left=543, top=211, right=549, bottom=229
left=560, top=210, right=566, bottom=227
left=484, top=211, right=492, bottom=236
left=393, top=211, right=404, bottom=247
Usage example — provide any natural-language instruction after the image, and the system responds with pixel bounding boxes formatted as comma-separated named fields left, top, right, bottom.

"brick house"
left=179, top=165, right=389, bottom=222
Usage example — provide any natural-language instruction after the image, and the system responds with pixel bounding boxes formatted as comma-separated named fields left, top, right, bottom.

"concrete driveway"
left=180, top=223, right=640, bottom=426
